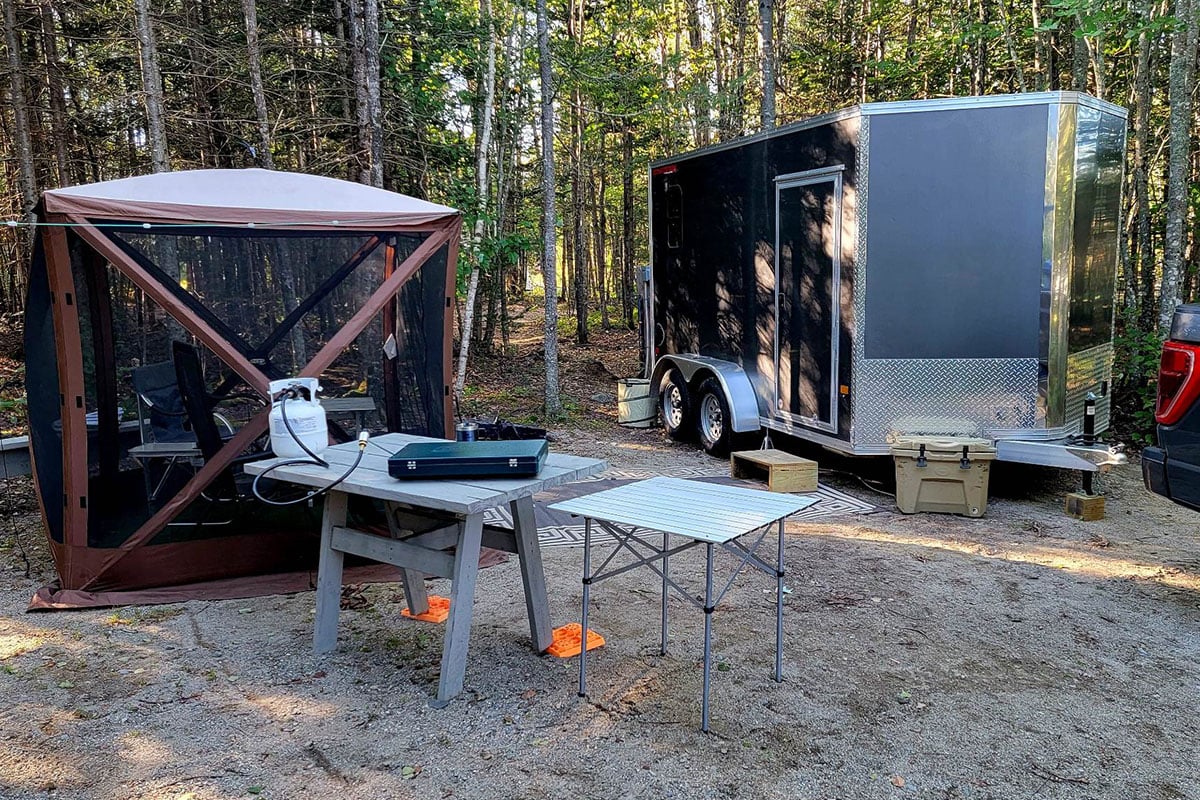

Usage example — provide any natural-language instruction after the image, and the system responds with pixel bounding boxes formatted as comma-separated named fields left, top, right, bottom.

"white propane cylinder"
left=268, top=378, right=328, bottom=458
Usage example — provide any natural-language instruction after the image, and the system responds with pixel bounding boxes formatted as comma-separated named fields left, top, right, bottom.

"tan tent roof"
left=42, top=168, right=458, bottom=229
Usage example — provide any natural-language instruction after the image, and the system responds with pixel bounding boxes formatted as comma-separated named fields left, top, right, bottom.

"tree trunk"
left=1030, top=0, right=1048, bottom=89
left=1130, top=0, right=1153, bottom=322
left=242, top=0, right=274, bottom=169
left=593, top=139, right=609, bottom=330
left=38, top=1, right=71, bottom=185
left=759, top=0, right=775, bottom=129
left=133, top=0, right=169, bottom=172
left=454, top=0, right=497, bottom=402
left=622, top=125, right=635, bottom=329
left=2, top=0, right=37, bottom=232
left=536, top=0, right=561, bottom=414
left=685, top=0, right=710, bottom=146
left=364, top=0, right=383, bottom=189
left=331, top=0, right=354, bottom=172
left=1072, top=19, right=1090, bottom=92
left=570, top=0, right=588, bottom=345
left=1159, top=0, right=1198, bottom=332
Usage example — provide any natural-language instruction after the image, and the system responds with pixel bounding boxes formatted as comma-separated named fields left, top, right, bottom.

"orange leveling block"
left=401, top=595, right=451, bottom=623
left=546, top=623, right=605, bottom=658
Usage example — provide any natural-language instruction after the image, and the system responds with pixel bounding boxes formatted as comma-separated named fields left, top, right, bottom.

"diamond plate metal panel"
left=850, top=117, right=870, bottom=446
left=1065, top=342, right=1114, bottom=433
left=855, top=358, right=1041, bottom=446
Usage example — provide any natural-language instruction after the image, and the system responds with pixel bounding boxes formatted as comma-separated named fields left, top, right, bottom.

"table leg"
left=578, top=517, right=592, bottom=697
left=313, top=491, right=349, bottom=655
left=701, top=542, right=715, bottom=733
left=660, top=531, right=670, bottom=656
left=385, top=501, right=430, bottom=615
left=399, top=569, right=430, bottom=616
left=433, top=513, right=484, bottom=706
left=775, top=518, right=785, bottom=683
left=510, top=495, right=553, bottom=652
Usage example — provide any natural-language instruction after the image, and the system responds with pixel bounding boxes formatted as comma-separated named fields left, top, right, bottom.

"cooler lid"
left=890, top=435, right=996, bottom=455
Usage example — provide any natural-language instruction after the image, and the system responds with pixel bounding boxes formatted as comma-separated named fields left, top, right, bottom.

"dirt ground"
left=2, top=308, right=1200, bottom=800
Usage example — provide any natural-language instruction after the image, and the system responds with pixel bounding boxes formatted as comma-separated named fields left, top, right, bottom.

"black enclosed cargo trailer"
left=647, top=92, right=1127, bottom=470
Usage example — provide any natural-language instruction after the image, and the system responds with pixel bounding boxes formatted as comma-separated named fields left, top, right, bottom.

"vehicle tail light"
left=1156, top=341, right=1200, bottom=424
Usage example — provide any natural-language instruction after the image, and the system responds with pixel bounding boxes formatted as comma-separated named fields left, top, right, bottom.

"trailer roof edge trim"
left=648, top=92, right=1127, bottom=169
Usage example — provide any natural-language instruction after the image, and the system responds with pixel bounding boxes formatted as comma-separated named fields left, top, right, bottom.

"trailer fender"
left=651, top=355, right=761, bottom=434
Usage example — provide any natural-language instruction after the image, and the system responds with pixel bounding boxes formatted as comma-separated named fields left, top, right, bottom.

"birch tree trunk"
left=363, top=0, right=383, bottom=189
left=536, top=0, right=561, bottom=414
left=242, top=0, right=274, bottom=169
left=454, top=0, right=497, bottom=402
left=1159, top=0, right=1198, bottom=331
left=759, top=0, right=776, bottom=130
left=2, top=0, right=37, bottom=235
left=134, top=0, right=169, bottom=173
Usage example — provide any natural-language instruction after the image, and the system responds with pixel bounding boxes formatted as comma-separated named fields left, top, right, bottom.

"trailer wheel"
left=659, top=368, right=694, bottom=441
left=696, top=377, right=736, bottom=457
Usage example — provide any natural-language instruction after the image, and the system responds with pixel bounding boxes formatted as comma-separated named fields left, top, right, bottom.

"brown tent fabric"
left=25, top=169, right=463, bottom=610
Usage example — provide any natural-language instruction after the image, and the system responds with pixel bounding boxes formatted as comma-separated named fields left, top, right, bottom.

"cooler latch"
left=916, top=444, right=927, bottom=468
left=960, top=446, right=971, bottom=470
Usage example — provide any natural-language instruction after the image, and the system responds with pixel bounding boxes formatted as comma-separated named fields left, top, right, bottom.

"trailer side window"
left=665, top=184, right=682, bottom=248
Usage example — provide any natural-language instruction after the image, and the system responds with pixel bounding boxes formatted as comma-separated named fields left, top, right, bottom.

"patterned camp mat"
left=485, top=468, right=876, bottom=548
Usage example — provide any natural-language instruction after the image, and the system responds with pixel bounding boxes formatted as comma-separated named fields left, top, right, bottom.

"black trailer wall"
left=651, top=117, right=859, bottom=439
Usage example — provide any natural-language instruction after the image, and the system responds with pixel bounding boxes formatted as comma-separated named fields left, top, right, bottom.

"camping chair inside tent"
left=24, top=169, right=461, bottom=608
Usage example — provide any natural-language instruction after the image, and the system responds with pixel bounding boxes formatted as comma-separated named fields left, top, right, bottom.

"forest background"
left=0, top=0, right=1196, bottom=437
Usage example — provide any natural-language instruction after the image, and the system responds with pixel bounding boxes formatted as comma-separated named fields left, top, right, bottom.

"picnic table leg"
left=399, top=569, right=430, bottom=616
left=510, top=495, right=553, bottom=652
left=384, top=501, right=430, bottom=616
left=775, top=518, right=785, bottom=683
left=578, top=517, right=592, bottom=697
left=433, top=513, right=484, bottom=707
left=660, top=531, right=670, bottom=655
left=701, top=542, right=715, bottom=733
left=313, top=491, right=349, bottom=655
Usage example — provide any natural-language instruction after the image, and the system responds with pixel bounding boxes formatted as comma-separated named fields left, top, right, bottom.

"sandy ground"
left=2, top=430, right=1199, bottom=800
left=2, top=314, right=1199, bottom=799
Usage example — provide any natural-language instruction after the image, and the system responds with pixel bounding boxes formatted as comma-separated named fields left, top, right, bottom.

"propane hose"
left=251, top=387, right=369, bottom=507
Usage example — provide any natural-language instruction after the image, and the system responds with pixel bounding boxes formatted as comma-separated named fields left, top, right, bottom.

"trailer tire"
left=660, top=368, right=694, bottom=441
left=695, top=377, right=739, bottom=457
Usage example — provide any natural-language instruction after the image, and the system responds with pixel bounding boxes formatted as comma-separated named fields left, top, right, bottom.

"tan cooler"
left=890, top=436, right=997, bottom=518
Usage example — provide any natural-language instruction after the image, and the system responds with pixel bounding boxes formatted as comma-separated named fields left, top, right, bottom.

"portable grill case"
left=388, top=439, right=549, bottom=479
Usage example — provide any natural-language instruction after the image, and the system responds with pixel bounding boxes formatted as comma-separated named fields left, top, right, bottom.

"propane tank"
left=268, top=378, right=328, bottom=459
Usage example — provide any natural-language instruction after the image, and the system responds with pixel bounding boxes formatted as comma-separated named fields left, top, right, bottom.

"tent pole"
left=382, top=237, right=401, bottom=431
left=42, top=223, right=89, bottom=583
left=442, top=219, right=463, bottom=438
left=300, top=224, right=456, bottom=378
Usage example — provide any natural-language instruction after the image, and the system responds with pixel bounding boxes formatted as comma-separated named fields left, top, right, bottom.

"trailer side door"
left=774, top=167, right=843, bottom=433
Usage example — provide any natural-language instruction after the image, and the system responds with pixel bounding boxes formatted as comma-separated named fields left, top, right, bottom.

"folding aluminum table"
left=549, top=476, right=817, bottom=732
left=245, top=433, right=606, bottom=705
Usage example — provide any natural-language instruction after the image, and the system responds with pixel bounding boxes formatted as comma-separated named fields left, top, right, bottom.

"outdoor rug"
left=485, top=468, right=877, bottom=548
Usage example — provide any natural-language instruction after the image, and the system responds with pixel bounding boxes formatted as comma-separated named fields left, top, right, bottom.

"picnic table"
left=549, top=476, right=817, bottom=731
left=245, top=432, right=606, bottom=705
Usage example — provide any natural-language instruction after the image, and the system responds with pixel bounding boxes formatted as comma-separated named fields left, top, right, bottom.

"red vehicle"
left=1143, top=304, right=1200, bottom=510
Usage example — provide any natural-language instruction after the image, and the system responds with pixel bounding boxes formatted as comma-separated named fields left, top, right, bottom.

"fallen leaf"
left=57, top=680, right=74, bottom=689
left=520, top=689, right=536, bottom=700
left=246, top=786, right=264, bottom=795
left=891, top=775, right=905, bottom=788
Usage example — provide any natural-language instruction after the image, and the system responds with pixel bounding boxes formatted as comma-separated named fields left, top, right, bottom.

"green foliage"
left=1112, top=319, right=1163, bottom=446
